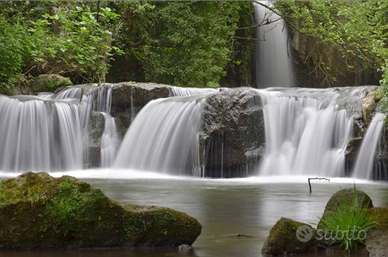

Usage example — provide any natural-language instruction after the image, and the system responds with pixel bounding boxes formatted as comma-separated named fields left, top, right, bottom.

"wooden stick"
left=308, top=177, right=330, bottom=194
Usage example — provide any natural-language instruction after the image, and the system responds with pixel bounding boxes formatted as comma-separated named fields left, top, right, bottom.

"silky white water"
left=114, top=96, right=207, bottom=176
left=0, top=96, right=83, bottom=172
left=0, top=84, right=117, bottom=172
left=352, top=113, right=386, bottom=180
left=169, top=86, right=219, bottom=97
left=256, top=87, right=373, bottom=177
left=254, top=2, right=294, bottom=88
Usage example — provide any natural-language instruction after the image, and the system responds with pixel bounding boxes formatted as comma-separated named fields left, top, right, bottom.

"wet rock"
left=31, top=74, right=72, bottom=93
left=318, top=189, right=373, bottom=229
left=178, top=244, right=193, bottom=251
left=200, top=88, right=265, bottom=177
left=262, top=217, right=316, bottom=255
left=362, top=92, right=377, bottom=125
left=344, top=137, right=363, bottom=175
left=111, top=82, right=170, bottom=139
left=87, top=112, right=105, bottom=168
left=0, top=172, right=202, bottom=249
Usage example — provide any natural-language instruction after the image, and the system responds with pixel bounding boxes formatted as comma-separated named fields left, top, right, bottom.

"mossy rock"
left=262, top=217, right=316, bottom=255
left=318, top=189, right=373, bottom=229
left=31, top=74, right=73, bottom=93
left=0, top=172, right=201, bottom=249
left=365, top=208, right=388, bottom=256
left=366, top=207, right=388, bottom=230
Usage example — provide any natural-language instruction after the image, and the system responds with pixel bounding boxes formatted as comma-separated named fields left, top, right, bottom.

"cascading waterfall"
left=0, top=95, right=83, bottom=172
left=100, top=113, right=119, bottom=168
left=0, top=84, right=117, bottom=172
left=254, top=2, right=294, bottom=88
left=352, top=113, right=386, bottom=180
left=257, top=89, right=353, bottom=177
left=255, top=87, right=383, bottom=177
left=0, top=81, right=386, bottom=180
left=97, top=84, right=119, bottom=168
left=114, top=96, right=207, bottom=176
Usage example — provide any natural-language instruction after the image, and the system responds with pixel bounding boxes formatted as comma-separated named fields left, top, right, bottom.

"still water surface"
left=1, top=171, right=387, bottom=257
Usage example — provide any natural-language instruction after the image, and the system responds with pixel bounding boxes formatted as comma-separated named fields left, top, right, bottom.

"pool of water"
left=1, top=171, right=387, bottom=257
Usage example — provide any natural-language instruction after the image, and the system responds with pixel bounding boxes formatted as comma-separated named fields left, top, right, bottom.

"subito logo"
left=296, top=225, right=313, bottom=242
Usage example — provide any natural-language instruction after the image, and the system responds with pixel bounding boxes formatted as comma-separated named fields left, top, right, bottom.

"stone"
left=0, top=172, right=202, bottom=250
left=362, top=92, right=377, bottom=125
left=31, top=74, right=72, bottom=93
left=262, top=217, right=316, bottom=255
left=199, top=88, right=265, bottom=177
left=178, top=244, right=193, bottom=251
left=110, top=82, right=170, bottom=139
left=318, top=189, right=373, bottom=229
left=365, top=207, right=388, bottom=257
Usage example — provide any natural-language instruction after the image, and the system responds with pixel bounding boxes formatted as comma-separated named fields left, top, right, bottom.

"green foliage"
left=380, top=62, right=388, bottom=115
left=0, top=15, right=32, bottom=92
left=0, top=1, right=122, bottom=92
left=113, top=2, right=252, bottom=87
left=319, top=187, right=377, bottom=251
left=275, top=1, right=388, bottom=85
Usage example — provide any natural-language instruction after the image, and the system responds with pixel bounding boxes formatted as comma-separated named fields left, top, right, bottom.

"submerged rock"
left=262, top=217, right=316, bottom=255
left=111, top=82, right=170, bottom=139
left=200, top=88, right=265, bottom=177
left=0, top=172, right=201, bottom=249
left=31, top=74, right=73, bottom=93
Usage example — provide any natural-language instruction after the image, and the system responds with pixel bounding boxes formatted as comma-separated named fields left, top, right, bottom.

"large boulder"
left=111, top=82, right=170, bottom=139
left=318, top=189, right=373, bottom=229
left=31, top=74, right=72, bottom=93
left=0, top=172, right=201, bottom=249
left=199, top=88, right=265, bottom=177
left=262, top=217, right=316, bottom=255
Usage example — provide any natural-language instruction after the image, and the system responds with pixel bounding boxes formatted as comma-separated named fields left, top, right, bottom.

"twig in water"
left=308, top=177, right=330, bottom=194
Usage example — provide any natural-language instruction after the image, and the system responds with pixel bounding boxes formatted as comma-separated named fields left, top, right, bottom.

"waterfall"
left=100, top=113, right=119, bottom=168
left=257, top=87, right=367, bottom=177
left=254, top=2, right=294, bottom=88
left=169, top=86, right=219, bottom=97
left=352, top=113, right=386, bottom=180
left=0, top=96, right=83, bottom=172
left=114, top=96, right=207, bottom=176
left=0, top=84, right=117, bottom=172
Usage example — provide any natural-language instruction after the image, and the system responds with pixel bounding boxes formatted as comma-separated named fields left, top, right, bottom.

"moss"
left=372, top=91, right=383, bottom=102
left=31, top=74, right=73, bottom=93
left=262, top=217, right=316, bottom=255
left=0, top=172, right=201, bottom=250
left=367, top=207, right=388, bottom=230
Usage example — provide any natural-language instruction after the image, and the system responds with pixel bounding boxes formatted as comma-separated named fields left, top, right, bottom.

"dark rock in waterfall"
left=344, top=137, right=363, bottom=175
left=344, top=88, right=385, bottom=177
left=200, top=88, right=265, bottom=177
left=0, top=172, right=202, bottom=250
left=31, top=74, right=73, bottom=93
left=111, top=82, right=170, bottom=139
left=87, top=112, right=105, bottom=168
